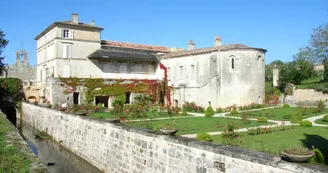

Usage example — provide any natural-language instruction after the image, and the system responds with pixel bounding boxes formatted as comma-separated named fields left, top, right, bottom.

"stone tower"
left=273, top=64, right=280, bottom=87
left=15, top=50, right=29, bottom=67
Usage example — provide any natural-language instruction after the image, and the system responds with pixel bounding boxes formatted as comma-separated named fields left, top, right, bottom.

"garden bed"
left=211, top=126, right=328, bottom=164
left=228, top=107, right=328, bottom=121
left=124, top=117, right=273, bottom=135
left=315, top=119, right=328, bottom=125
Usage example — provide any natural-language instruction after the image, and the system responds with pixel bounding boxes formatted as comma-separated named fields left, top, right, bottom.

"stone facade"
left=160, top=41, right=266, bottom=108
left=21, top=103, right=327, bottom=173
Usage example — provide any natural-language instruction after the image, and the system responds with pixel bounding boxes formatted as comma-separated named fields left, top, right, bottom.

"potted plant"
left=281, top=146, right=315, bottom=163
left=160, top=123, right=179, bottom=135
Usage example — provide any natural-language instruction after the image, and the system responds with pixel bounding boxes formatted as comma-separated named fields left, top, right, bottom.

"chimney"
left=71, top=13, right=79, bottom=24
left=90, top=20, right=95, bottom=26
left=188, top=40, right=195, bottom=50
left=214, top=36, right=222, bottom=47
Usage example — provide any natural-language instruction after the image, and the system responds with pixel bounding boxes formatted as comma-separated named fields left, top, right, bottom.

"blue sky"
left=1, top=0, right=327, bottom=65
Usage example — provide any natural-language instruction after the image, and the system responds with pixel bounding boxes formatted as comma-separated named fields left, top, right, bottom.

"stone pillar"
left=273, top=64, right=280, bottom=87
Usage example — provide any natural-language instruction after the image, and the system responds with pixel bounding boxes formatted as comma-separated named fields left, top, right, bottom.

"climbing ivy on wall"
left=0, top=78, right=24, bottom=107
left=59, top=76, right=170, bottom=104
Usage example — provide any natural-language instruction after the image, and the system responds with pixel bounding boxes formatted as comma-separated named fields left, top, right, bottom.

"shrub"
left=323, top=115, right=328, bottom=122
left=309, top=148, right=325, bottom=164
left=284, top=146, right=311, bottom=155
left=181, top=111, right=188, bottom=116
left=290, top=112, right=302, bottom=123
left=182, top=102, right=205, bottom=113
left=313, top=100, right=325, bottom=113
left=300, top=120, right=312, bottom=127
left=230, top=110, right=239, bottom=116
left=196, top=132, right=212, bottom=142
left=153, top=124, right=164, bottom=132
left=205, top=106, right=215, bottom=117
left=283, top=104, right=290, bottom=108
left=283, top=113, right=292, bottom=119
left=216, top=107, right=223, bottom=113
left=222, top=122, right=239, bottom=139
left=257, top=117, right=268, bottom=123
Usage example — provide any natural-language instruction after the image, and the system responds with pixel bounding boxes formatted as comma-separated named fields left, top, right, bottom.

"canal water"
left=17, top=120, right=103, bottom=173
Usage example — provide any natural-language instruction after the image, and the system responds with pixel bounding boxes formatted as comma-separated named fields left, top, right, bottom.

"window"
left=231, top=58, right=235, bottom=69
left=179, top=66, right=184, bottom=78
left=190, top=65, right=195, bottom=79
left=63, top=29, right=70, bottom=38
left=257, top=55, right=262, bottom=70
left=62, top=44, right=72, bottom=58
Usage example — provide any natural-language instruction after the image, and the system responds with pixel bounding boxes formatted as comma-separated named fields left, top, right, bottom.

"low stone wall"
left=285, top=88, right=328, bottom=106
left=21, top=102, right=326, bottom=173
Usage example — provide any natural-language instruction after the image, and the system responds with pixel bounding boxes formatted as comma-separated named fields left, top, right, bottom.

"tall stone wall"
left=21, top=102, right=325, bottom=173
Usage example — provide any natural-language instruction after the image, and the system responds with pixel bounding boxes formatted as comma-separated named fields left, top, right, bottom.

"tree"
left=0, top=29, right=9, bottom=70
left=265, top=60, right=284, bottom=81
left=295, top=23, right=328, bottom=64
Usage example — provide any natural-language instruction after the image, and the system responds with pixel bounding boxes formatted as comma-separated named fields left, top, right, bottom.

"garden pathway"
left=304, top=114, right=328, bottom=127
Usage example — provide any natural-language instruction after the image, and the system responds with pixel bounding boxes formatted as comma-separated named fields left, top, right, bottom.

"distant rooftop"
left=101, top=40, right=170, bottom=53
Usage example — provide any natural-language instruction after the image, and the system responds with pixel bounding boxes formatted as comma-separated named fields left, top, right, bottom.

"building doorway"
left=125, top=92, right=131, bottom=104
left=73, top=92, right=79, bottom=105
left=95, top=96, right=109, bottom=108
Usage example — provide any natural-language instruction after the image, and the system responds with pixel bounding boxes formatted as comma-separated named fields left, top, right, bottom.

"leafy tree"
left=0, top=29, right=9, bottom=72
left=265, top=60, right=284, bottom=81
left=295, top=23, right=328, bottom=64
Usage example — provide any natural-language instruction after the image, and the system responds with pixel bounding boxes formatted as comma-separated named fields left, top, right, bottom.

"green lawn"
left=315, top=119, right=328, bottom=125
left=124, top=117, right=272, bottom=135
left=211, top=126, right=328, bottom=164
left=231, top=107, right=328, bottom=121
left=0, top=115, right=33, bottom=172
left=92, top=111, right=191, bottom=120
left=297, top=76, right=323, bottom=89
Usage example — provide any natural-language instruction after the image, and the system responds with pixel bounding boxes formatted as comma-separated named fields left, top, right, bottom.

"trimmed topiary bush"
left=257, top=117, right=268, bottom=123
left=290, top=111, right=302, bottom=123
left=196, top=132, right=212, bottom=142
left=323, top=115, right=328, bottom=122
left=309, top=148, right=325, bottom=164
left=283, top=104, right=290, bottom=108
left=230, top=110, right=239, bottom=116
left=205, top=106, right=215, bottom=117
left=300, top=120, right=312, bottom=127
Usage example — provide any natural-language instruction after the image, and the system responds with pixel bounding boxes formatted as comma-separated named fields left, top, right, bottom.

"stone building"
left=160, top=37, right=266, bottom=108
left=35, top=13, right=266, bottom=108
left=35, top=14, right=168, bottom=106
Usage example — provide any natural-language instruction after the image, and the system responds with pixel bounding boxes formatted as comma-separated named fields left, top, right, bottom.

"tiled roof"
left=101, top=40, right=170, bottom=53
left=88, top=49, right=159, bottom=62
left=160, top=44, right=267, bottom=59
left=34, top=21, right=103, bottom=40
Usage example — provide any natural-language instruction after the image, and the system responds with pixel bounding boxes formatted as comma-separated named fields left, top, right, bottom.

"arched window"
left=231, top=57, right=235, bottom=69
left=257, top=55, right=262, bottom=70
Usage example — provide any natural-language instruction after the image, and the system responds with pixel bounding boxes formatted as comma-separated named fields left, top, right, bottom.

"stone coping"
left=23, top=102, right=328, bottom=172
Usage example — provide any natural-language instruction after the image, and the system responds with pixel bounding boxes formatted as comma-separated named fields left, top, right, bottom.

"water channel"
left=17, top=120, right=103, bottom=173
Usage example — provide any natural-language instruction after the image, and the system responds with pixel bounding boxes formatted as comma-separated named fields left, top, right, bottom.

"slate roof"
left=88, top=49, right=159, bottom=62
left=160, top=44, right=267, bottom=59
left=34, top=21, right=103, bottom=40
left=101, top=40, right=170, bottom=53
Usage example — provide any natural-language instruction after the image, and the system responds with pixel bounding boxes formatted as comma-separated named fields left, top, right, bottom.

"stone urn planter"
left=160, top=128, right=179, bottom=135
left=75, top=110, right=88, bottom=116
left=107, top=118, right=121, bottom=123
left=281, top=147, right=315, bottom=163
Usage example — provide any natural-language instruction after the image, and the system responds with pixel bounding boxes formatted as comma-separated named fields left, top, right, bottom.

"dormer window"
left=63, top=29, right=70, bottom=38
